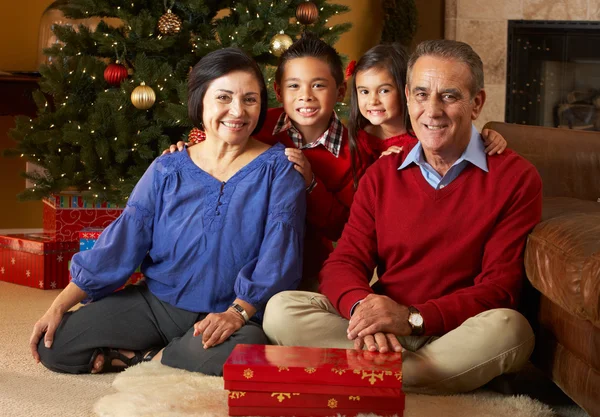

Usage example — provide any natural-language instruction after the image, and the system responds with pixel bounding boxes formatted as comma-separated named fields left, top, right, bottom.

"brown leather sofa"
left=484, top=122, right=600, bottom=417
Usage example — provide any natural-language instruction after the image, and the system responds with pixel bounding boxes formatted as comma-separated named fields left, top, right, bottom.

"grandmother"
left=30, top=48, right=306, bottom=376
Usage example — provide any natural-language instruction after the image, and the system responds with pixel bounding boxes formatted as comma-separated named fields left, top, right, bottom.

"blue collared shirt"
left=398, top=125, right=488, bottom=189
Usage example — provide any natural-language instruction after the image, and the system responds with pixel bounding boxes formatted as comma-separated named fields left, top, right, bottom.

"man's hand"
left=481, top=129, right=507, bottom=155
left=193, top=309, right=245, bottom=349
left=284, top=148, right=313, bottom=187
left=161, top=141, right=191, bottom=155
left=379, top=146, right=403, bottom=158
left=347, top=294, right=411, bottom=340
left=30, top=307, right=64, bottom=362
left=353, top=332, right=403, bottom=353
left=346, top=348, right=403, bottom=367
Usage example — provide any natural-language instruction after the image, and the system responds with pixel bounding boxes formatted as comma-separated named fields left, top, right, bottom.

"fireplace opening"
left=506, top=20, right=600, bottom=130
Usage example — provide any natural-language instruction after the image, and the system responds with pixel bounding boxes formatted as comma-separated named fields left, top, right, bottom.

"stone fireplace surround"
left=445, top=0, right=600, bottom=129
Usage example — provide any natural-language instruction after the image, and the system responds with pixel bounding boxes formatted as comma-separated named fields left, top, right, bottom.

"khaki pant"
left=263, top=291, right=535, bottom=395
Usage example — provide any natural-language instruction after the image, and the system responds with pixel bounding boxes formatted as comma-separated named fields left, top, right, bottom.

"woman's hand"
left=193, top=309, right=245, bottom=349
left=481, top=129, right=507, bottom=155
left=284, top=148, right=313, bottom=187
left=30, top=307, right=65, bottom=362
left=379, top=146, right=403, bottom=158
left=161, top=141, right=192, bottom=156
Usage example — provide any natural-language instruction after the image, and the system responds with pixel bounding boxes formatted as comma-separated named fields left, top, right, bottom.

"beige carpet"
left=0, top=281, right=586, bottom=417
left=95, top=361, right=556, bottom=417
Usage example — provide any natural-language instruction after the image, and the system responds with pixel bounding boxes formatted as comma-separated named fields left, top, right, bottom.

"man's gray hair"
left=407, top=40, right=484, bottom=98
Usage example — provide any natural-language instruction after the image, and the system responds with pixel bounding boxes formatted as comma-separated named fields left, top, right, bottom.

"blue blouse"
left=70, top=143, right=306, bottom=321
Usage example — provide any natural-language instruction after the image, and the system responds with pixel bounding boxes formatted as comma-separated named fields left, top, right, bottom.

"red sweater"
left=319, top=146, right=542, bottom=336
left=255, top=108, right=371, bottom=281
left=360, top=130, right=416, bottom=161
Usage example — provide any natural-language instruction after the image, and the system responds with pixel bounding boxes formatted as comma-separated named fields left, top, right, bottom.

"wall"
left=445, top=0, right=600, bottom=129
left=411, top=0, right=445, bottom=50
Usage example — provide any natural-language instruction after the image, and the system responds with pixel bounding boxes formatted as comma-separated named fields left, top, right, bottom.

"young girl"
left=346, top=43, right=506, bottom=187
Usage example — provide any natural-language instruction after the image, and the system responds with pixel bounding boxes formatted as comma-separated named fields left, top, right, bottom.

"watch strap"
left=230, top=303, right=249, bottom=323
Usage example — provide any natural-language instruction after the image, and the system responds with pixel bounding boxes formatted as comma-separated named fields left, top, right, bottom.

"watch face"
left=409, top=313, right=423, bottom=327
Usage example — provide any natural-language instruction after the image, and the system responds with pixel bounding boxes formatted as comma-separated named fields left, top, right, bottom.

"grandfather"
left=263, top=39, right=543, bottom=395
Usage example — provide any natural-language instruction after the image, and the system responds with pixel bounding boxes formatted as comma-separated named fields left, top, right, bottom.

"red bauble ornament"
left=104, top=62, right=128, bottom=86
left=188, top=127, right=206, bottom=144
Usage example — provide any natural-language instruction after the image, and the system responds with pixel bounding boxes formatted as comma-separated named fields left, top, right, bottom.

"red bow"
left=345, top=60, right=357, bottom=81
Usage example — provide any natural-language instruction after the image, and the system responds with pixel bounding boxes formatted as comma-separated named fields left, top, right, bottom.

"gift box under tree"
left=0, top=233, right=78, bottom=289
left=224, top=344, right=405, bottom=417
left=43, top=193, right=124, bottom=242
left=76, top=228, right=144, bottom=286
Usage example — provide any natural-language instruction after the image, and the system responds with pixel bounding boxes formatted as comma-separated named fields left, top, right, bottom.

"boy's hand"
left=379, top=146, right=403, bottom=158
left=481, top=129, right=507, bottom=155
left=161, top=141, right=191, bottom=156
left=284, top=148, right=313, bottom=187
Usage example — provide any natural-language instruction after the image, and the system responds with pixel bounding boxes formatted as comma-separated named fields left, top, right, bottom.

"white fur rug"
left=94, top=362, right=557, bottom=417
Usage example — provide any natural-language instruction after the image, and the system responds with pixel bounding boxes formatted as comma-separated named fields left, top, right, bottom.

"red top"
left=359, top=130, right=416, bottom=160
left=319, top=147, right=542, bottom=336
left=255, top=108, right=373, bottom=282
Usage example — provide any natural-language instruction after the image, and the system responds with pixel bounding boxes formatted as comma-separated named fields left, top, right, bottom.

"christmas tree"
left=7, top=0, right=351, bottom=204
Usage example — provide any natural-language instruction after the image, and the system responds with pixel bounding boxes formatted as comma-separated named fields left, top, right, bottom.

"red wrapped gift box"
left=43, top=194, right=123, bottom=242
left=228, top=406, right=401, bottom=416
left=224, top=344, right=404, bottom=416
left=0, top=233, right=78, bottom=289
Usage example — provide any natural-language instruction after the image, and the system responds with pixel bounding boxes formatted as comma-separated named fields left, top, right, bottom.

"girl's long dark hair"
left=348, top=43, right=410, bottom=189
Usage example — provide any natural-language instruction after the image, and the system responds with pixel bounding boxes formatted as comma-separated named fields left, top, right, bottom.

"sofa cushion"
left=525, top=198, right=600, bottom=326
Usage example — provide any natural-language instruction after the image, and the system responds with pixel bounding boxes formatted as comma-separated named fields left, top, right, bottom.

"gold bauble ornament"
left=296, top=1, right=319, bottom=25
left=270, top=32, right=293, bottom=57
left=158, top=9, right=182, bottom=35
left=131, top=82, right=156, bottom=110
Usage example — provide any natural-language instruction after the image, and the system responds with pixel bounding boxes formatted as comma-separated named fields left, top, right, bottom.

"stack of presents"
left=224, top=344, right=405, bottom=416
left=0, top=193, right=142, bottom=289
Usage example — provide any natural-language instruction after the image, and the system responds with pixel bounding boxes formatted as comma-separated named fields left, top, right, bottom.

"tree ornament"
left=270, top=31, right=293, bottom=57
left=188, top=127, right=206, bottom=144
left=158, top=9, right=182, bottom=35
left=104, top=62, right=128, bottom=86
left=131, top=82, right=156, bottom=110
left=296, top=1, right=319, bottom=25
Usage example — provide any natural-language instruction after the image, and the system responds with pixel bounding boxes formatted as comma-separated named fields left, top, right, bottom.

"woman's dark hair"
left=275, top=32, right=344, bottom=87
left=188, top=47, right=268, bottom=135
left=348, top=43, right=411, bottom=189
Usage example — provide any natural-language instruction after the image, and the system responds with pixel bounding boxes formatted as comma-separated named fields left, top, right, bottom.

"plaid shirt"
left=272, top=111, right=344, bottom=158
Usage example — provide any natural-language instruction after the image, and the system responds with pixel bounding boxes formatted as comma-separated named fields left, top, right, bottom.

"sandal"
left=90, top=346, right=162, bottom=373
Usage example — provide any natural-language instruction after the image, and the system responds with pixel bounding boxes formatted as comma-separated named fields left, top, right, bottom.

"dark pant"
left=37, top=283, right=269, bottom=376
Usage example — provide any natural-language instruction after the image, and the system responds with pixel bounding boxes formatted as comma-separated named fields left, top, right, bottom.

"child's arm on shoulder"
left=481, top=129, right=507, bottom=155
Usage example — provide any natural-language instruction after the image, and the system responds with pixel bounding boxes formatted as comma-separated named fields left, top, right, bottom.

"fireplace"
left=506, top=20, right=600, bottom=130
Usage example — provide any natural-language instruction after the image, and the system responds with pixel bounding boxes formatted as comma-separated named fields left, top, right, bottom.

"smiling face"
left=201, top=70, right=262, bottom=146
left=406, top=55, right=485, bottom=156
left=275, top=56, right=346, bottom=142
left=355, top=66, right=404, bottom=133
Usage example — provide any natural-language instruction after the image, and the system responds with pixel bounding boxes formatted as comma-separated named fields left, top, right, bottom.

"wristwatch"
left=408, top=306, right=424, bottom=336
left=230, top=303, right=249, bottom=323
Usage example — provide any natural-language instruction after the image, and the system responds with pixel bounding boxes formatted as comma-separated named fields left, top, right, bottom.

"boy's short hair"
left=188, top=47, right=268, bottom=135
left=275, top=32, right=344, bottom=86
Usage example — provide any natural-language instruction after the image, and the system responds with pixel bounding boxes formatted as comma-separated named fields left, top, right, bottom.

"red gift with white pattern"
left=43, top=194, right=123, bottom=242
left=224, top=344, right=404, bottom=416
left=0, top=233, right=78, bottom=290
